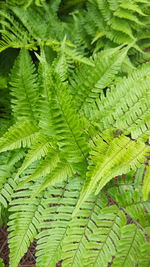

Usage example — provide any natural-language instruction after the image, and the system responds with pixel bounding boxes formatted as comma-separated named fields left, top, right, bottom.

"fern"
left=0, top=120, right=38, bottom=153
left=36, top=178, right=83, bottom=267
left=70, top=45, right=129, bottom=111
left=76, top=0, right=150, bottom=52
left=15, top=133, right=51, bottom=177
left=82, top=206, right=126, bottom=267
left=17, top=148, right=60, bottom=187
left=62, top=202, right=125, bottom=267
left=112, top=224, right=146, bottom=266
left=6, top=0, right=46, bottom=8
left=74, top=130, right=149, bottom=213
left=88, top=62, right=150, bottom=140
left=0, top=150, right=24, bottom=208
left=0, top=1, right=149, bottom=266
left=8, top=181, right=46, bottom=267
left=9, top=48, right=39, bottom=121
left=106, top=167, right=150, bottom=231
left=138, top=242, right=150, bottom=267
left=0, top=10, right=34, bottom=52
left=142, top=164, right=150, bottom=200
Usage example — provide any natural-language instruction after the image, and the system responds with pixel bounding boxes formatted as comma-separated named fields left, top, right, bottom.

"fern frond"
left=82, top=206, right=126, bottom=267
left=77, top=0, right=150, bottom=52
left=53, top=37, right=93, bottom=84
left=36, top=160, right=73, bottom=194
left=6, top=0, right=46, bottom=8
left=37, top=49, right=55, bottom=136
left=0, top=150, right=24, bottom=208
left=91, top=62, right=150, bottom=140
left=0, top=178, right=16, bottom=208
left=16, top=133, right=52, bottom=178
left=0, top=120, right=38, bottom=153
left=8, top=182, right=46, bottom=267
left=0, top=153, right=13, bottom=188
left=0, top=10, right=34, bottom=52
left=120, top=2, right=147, bottom=16
left=142, top=164, right=150, bottom=200
left=9, top=49, right=39, bottom=121
left=64, top=46, right=94, bottom=67
left=10, top=3, right=65, bottom=41
left=112, top=224, right=146, bottom=266
left=54, top=40, right=73, bottom=82
left=0, top=149, right=25, bottom=208
left=70, top=45, right=128, bottom=111
left=37, top=52, right=88, bottom=173
left=109, top=17, right=134, bottom=39
left=138, top=243, right=150, bottom=267
left=17, top=148, right=60, bottom=188
left=97, top=0, right=112, bottom=22
left=107, top=167, right=150, bottom=228
left=62, top=197, right=124, bottom=267
left=114, top=8, right=144, bottom=25
left=74, top=131, right=149, bottom=214
left=49, top=76, right=88, bottom=166
left=36, top=178, right=82, bottom=267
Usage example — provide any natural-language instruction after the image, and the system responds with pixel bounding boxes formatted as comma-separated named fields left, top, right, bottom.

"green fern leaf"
left=8, top=182, right=46, bottom=267
left=16, top=149, right=60, bottom=188
left=36, top=178, right=83, bottom=267
left=114, top=8, right=144, bottom=25
left=120, top=2, right=147, bottom=16
left=35, top=160, right=73, bottom=194
left=15, top=133, right=52, bottom=178
left=49, top=76, right=88, bottom=166
left=109, top=17, right=134, bottom=39
left=74, top=131, right=148, bottom=214
left=112, top=224, right=146, bottom=267
left=97, top=0, right=112, bottom=22
left=107, top=167, right=150, bottom=228
left=142, top=164, right=150, bottom=200
left=0, top=150, right=24, bottom=208
left=6, top=0, right=46, bottom=7
left=37, top=53, right=88, bottom=173
left=62, top=198, right=124, bottom=267
left=91, top=62, right=150, bottom=140
left=70, top=45, right=128, bottom=111
left=82, top=206, right=126, bottom=267
left=0, top=120, right=38, bottom=153
left=9, top=49, right=39, bottom=120
left=11, top=3, right=65, bottom=41
left=0, top=10, right=34, bottom=52
left=0, top=178, right=16, bottom=208
left=138, top=243, right=150, bottom=267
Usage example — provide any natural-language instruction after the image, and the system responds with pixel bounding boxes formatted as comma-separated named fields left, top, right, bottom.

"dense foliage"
left=0, top=0, right=150, bottom=266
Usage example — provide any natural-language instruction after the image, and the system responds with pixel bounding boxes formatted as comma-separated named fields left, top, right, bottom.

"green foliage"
left=0, top=258, right=4, bottom=267
left=112, top=224, right=146, bottom=267
left=75, top=0, right=150, bottom=51
left=142, top=164, right=150, bottom=200
left=0, top=0, right=149, bottom=266
left=107, top=167, right=150, bottom=229
left=6, top=0, right=46, bottom=8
